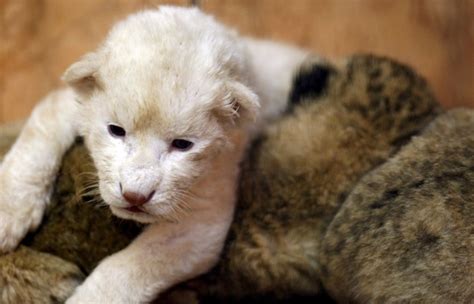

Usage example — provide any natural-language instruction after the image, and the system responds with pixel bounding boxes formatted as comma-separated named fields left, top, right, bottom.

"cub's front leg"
left=66, top=211, right=233, bottom=303
left=0, top=89, right=78, bottom=252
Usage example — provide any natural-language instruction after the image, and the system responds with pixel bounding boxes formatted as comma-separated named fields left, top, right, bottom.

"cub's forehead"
left=102, top=78, right=222, bottom=136
left=99, top=7, right=243, bottom=84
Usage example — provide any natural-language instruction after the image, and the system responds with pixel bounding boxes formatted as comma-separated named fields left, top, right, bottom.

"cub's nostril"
left=122, top=190, right=155, bottom=206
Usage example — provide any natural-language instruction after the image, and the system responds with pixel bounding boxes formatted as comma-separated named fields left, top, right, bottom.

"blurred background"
left=1, top=0, right=473, bottom=123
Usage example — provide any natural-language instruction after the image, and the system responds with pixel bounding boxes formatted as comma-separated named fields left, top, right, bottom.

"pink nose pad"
left=122, top=190, right=155, bottom=206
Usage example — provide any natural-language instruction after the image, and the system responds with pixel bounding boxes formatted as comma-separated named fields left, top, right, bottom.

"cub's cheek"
left=98, top=183, right=123, bottom=207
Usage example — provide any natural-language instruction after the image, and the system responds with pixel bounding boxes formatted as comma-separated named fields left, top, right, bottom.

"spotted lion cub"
left=0, top=6, right=307, bottom=303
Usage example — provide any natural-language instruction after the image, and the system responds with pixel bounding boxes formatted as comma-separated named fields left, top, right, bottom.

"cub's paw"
left=47, top=272, right=84, bottom=304
left=0, top=246, right=85, bottom=304
left=0, top=211, right=29, bottom=252
left=0, top=182, right=46, bottom=252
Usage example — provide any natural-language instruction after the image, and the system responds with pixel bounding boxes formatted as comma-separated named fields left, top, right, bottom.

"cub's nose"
left=122, top=191, right=155, bottom=206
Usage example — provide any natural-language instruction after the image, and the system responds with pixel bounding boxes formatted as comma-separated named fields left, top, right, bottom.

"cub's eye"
left=171, top=139, right=194, bottom=151
left=108, top=124, right=126, bottom=137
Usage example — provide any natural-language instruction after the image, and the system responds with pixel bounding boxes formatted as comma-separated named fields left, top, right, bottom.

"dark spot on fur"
left=418, top=231, right=440, bottom=246
left=369, top=189, right=400, bottom=209
left=334, top=239, right=346, bottom=253
left=385, top=189, right=400, bottom=200
left=289, top=64, right=334, bottom=107
left=412, top=179, right=425, bottom=188
left=369, top=201, right=385, bottom=209
left=396, top=89, right=411, bottom=103
left=390, top=129, right=420, bottom=147
left=336, top=191, right=349, bottom=206
left=434, top=169, right=468, bottom=185
left=402, top=106, right=438, bottom=127
left=391, top=63, right=417, bottom=82
left=345, top=101, right=369, bottom=119
left=49, top=295, right=62, bottom=304
left=368, top=67, right=382, bottom=79
left=338, top=60, right=355, bottom=93
left=373, top=216, right=386, bottom=229
left=67, top=271, right=86, bottom=282
left=367, top=82, right=384, bottom=94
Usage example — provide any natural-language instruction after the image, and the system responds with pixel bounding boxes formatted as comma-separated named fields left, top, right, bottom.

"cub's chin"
left=109, top=205, right=160, bottom=224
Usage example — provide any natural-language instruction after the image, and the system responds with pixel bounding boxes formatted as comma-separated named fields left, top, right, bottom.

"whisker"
left=78, top=191, right=101, bottom=199
left=77, top=184, right=100, bottom=193
left=77, top=187, right=100, bottom=198
left=76, top=171, right=98, bottom=178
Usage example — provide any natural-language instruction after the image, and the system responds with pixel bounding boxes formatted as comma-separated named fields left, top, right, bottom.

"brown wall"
left=1, top=0, right=473, bottom=123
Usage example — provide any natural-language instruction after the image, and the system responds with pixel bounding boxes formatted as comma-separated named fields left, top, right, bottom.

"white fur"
left=0, top=6, right=308, bottom=302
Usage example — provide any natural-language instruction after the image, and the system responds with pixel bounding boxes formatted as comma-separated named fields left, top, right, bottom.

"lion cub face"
left=63, top=7, right=259, bottom=223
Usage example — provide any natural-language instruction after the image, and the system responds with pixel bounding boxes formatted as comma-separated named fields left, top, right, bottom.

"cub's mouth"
left=109, top=205, right=158, bottom=224
left=124, top=206, right=145, bottom=213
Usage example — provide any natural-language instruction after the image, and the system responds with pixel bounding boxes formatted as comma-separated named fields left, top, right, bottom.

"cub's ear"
left=62, top=52, right=102, bottom=97
left=215, top=81, right=260, bottom=126
left=289, top=59, right=336, bottom=106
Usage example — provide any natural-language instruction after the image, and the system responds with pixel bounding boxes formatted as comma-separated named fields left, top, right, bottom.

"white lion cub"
left=0, top=6, right=307, bottom=303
